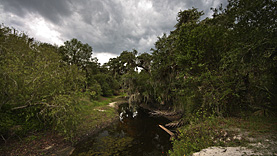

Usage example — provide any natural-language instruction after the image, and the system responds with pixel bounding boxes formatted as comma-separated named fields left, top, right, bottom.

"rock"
left=226, top=137, right=231, bottom=141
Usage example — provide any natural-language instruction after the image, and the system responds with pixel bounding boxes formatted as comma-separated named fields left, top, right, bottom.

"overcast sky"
left=0, top=0, right=227, bottom=64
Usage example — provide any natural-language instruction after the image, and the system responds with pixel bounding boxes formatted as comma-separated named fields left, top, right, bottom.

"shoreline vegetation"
left=1, top=0, right=276, bottom=155
left=0, top=94, right=127, bottom=156
left=1, top=100, right=276, bottom=155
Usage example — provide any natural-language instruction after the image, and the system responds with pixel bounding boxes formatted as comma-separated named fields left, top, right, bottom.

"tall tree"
left=59, top=38, right=93, bottom=68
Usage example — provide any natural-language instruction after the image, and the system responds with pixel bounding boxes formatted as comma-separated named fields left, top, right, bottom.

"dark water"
left=71, top=103, right=173, bottom=156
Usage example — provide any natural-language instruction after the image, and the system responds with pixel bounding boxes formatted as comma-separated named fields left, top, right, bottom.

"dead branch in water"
left=159, top=125, right=175, bottom=137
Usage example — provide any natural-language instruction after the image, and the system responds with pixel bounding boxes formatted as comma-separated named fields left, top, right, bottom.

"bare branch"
left=11, top=102, right=58, bottom=110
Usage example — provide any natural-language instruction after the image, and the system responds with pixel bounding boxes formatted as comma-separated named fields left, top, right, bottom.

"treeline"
left=0, top=27, right=119, bottom=140
left=109, top=0, right=277, bottom=120
left=1, top=0, right=276, bottom=143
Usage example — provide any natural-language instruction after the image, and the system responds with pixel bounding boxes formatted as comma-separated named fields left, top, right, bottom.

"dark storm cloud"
left=1, top=0, right=72, bottom=24
left=0, top=0, right=228, bottom=56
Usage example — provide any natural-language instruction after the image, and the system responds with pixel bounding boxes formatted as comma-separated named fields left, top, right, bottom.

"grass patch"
left=74, top=94, right=127, bottom=142
left=223, top=116, right=277, bottom=136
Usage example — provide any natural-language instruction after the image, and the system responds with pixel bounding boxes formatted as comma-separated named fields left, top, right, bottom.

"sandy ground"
left=192, top=146, right=261, bottom=156
left=192, top=128, right=277, bottom=156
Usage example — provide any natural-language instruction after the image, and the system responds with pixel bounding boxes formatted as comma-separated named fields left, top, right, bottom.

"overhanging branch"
left=11, top=102, right=58, bottom=110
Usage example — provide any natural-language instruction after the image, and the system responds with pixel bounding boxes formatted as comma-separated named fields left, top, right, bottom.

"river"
left=71, top=103, right=173, bottom=156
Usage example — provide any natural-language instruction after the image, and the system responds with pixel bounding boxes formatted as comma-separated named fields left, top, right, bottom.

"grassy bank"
left=169, top=116, right=277, bottom=156
left=74, top=95, right=127, bottom=142
left=0, top=94, right=127, bottom=156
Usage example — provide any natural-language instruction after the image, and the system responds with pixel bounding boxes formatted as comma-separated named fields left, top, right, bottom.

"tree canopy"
left=59, top=38, right=93, bottom=68
left=116, top=0, right=277, bottom=118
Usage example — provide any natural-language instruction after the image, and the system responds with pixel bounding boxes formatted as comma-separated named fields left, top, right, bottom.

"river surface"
left=71, top=103, right=173, bottom=156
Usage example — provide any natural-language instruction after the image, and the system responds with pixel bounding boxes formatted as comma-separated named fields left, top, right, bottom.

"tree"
left=220, top=0, right=277, bottom=115
left=137, top=53, right=152, bottom=73
left=125, top=0, right=277, bottom=118
left=0, top=26, right=85, bottom=139
left=59, top=38, right=93, bottom=68
left=175, top=8, right=204, bottom=30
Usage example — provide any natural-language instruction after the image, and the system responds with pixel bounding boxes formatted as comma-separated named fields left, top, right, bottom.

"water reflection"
left=71, top=103, right=172, bottom=156
left=119, top=105, right=138, bottom=122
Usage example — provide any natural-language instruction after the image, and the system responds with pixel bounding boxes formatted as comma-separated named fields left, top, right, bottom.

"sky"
left=0, top=0, right=227, bottom=64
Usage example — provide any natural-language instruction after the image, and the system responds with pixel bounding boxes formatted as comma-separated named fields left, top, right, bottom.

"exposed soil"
left=192, top=146, right=260, bottom=156
left=0, top=132, right=72, bottom=156
left=0, top=116, right=120, bottom=156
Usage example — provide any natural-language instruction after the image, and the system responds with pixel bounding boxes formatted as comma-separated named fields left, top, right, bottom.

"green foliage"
left=41, top=94, right=81, bottom=141
left=87, top=81, right=102, bottom=100
left=105, top=49, right=138, bottom=79
left=0, top=111, right=15, bottom=136
left=0, top=24, right=122, bottom=142
left=0, top=25, right=90, bottom=141
left=92, top=73, right=120, bottom=97
left=58, top=38, right=93, bottom=68
left=121, top=0, right=277, bottom=119
left=168, top=117, right=217, bottom=156
left=162, top=0, right=277, bottom=154
left=175, top=8, right=204, bottom=29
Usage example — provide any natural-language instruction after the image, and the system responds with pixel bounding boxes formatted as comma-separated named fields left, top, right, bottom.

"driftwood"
left=159, top=125, right=175, bottom=137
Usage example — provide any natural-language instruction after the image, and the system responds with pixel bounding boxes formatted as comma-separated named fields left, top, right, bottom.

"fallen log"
left=159, top=125, right=175, bottom=137
left=150, top=110, right=179, bottom=116
left=150, top=110, right=182, bottom=121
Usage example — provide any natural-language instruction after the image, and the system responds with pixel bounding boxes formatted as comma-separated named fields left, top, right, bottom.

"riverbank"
left=169, top=116, right=277, bottom=156
left=0, top=95, right=127, bottom=156
left=73, top=95, right=127, bottom=143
